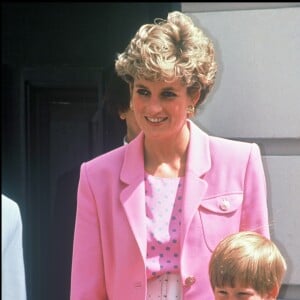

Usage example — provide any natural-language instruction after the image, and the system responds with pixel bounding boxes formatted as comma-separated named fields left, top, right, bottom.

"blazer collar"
left=120, top=119, right=211, bottom=184
left=185, top=119, right=211, bottom=178
left=120, top=131, right=145, bottom=184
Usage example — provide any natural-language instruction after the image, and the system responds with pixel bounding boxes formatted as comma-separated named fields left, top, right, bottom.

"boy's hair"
left=209, top=231, right=287, bottom=296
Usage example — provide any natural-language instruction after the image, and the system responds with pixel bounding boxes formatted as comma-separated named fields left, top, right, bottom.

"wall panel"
left=182, top=4, right=300, bottom=299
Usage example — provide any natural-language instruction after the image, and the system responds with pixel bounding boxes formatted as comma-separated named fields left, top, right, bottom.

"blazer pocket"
left=199, top=193, right=243, bottom=251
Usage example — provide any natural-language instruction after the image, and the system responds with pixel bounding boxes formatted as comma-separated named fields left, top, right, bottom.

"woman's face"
left=131, top=78, right=198, bottom=140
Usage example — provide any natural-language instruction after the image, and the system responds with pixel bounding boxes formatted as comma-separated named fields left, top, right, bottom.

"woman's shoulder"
left=76, top=146, right=127, bottom=184
left=189, top=120, right=261, bottom=164
left=209, top=135, right=254, bottom=148
left=208, top=135, right=261, bottom=160
left=83, top=144, right=126, bottom=171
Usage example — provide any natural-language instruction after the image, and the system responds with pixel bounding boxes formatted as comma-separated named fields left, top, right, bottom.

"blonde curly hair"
left=115, top=11, right=217, bottom=105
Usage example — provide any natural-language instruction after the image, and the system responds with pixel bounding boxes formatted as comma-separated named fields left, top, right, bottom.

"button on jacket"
left=70, top=120, right=270, bottom=300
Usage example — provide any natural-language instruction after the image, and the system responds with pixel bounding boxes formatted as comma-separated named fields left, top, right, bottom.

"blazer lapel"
left=119, top=133, right=147, bottom=259
left=181, top=120, right=211, bottom=247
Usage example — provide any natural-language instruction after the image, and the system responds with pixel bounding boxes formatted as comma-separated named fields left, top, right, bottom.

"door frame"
left=20, top=66, right=103, bottom=300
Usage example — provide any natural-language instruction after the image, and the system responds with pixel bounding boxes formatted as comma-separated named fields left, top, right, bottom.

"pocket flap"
left=200, top=193, right=243, bottom=214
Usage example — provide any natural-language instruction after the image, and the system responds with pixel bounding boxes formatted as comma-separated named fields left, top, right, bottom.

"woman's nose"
left=147, top=97, right=162, bottom=113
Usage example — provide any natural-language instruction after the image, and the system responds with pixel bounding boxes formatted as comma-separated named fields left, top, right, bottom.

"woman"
left=71, top=11, right=270, bottom=299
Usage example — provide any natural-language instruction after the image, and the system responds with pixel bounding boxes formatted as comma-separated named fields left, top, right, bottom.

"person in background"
left=71, top=11, right=270, bottom=299
left=103, top=65, right=141, bottom=148
left=2, top=194, right=27, bottom=300
left=209, top=231, right=287, bottom=300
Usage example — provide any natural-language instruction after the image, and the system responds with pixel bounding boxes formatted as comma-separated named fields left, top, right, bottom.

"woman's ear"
left=192, top=89, right=201, bottom=107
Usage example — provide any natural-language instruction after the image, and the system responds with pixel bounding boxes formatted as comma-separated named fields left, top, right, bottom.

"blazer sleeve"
left=240, top=143, right=270, bottom=238
left=70, top=163, right=107, bottom=300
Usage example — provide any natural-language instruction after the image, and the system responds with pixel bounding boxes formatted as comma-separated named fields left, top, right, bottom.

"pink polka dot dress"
left=145, top=172, right=184, bottom=299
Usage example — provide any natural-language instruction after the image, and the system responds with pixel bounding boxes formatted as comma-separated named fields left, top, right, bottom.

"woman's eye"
left=136, top=89, right=150, bottom=96
left=161, top=91, right=176, bottom=98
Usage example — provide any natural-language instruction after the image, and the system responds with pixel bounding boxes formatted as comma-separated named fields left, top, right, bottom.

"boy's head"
left=209, top=231, right=287, bottom=299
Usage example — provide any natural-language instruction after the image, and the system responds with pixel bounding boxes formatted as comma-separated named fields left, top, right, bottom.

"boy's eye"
left=239, top=292, right=250, bottom=295
left=136, top=88, right=150, bottom=96
left=237, top=292, right=253, bottom=297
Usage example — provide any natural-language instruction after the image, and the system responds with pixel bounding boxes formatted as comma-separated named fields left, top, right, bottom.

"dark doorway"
left=23, top=70, right=103, bottom=300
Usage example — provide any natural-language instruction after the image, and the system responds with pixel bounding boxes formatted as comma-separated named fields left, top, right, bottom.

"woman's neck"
left=143, top=124, right=190, bottom=178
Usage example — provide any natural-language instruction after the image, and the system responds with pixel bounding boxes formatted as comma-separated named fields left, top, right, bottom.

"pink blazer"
left=70, top=120, right=270, bottom=300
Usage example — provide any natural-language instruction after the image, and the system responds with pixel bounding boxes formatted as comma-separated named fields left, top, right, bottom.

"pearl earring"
left=120, top=113, right=126, bottom=120
left=186, top=105, right=195, bottom=114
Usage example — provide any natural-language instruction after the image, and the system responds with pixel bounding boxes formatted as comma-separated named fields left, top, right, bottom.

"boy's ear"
left=265, top=285, right=279, bottom=299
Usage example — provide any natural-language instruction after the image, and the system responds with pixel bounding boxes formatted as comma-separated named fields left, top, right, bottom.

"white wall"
left=182, top=3, right=300, bottom=299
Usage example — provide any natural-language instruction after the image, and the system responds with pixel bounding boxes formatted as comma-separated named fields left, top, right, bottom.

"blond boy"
left=209, top=231, right=287, bottom=299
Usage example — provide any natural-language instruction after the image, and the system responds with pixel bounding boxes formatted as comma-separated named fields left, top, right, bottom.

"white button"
left=219, top=198, right=230, bottom=211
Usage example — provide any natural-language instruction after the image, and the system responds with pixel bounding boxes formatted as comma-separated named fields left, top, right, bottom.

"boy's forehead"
left=214, top=285, right=264, bottom=298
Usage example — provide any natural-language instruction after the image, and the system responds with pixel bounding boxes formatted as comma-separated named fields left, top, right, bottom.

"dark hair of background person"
left=102, top=65, right=130, bottom=152
left=103, top=65, right=131, bottom=116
